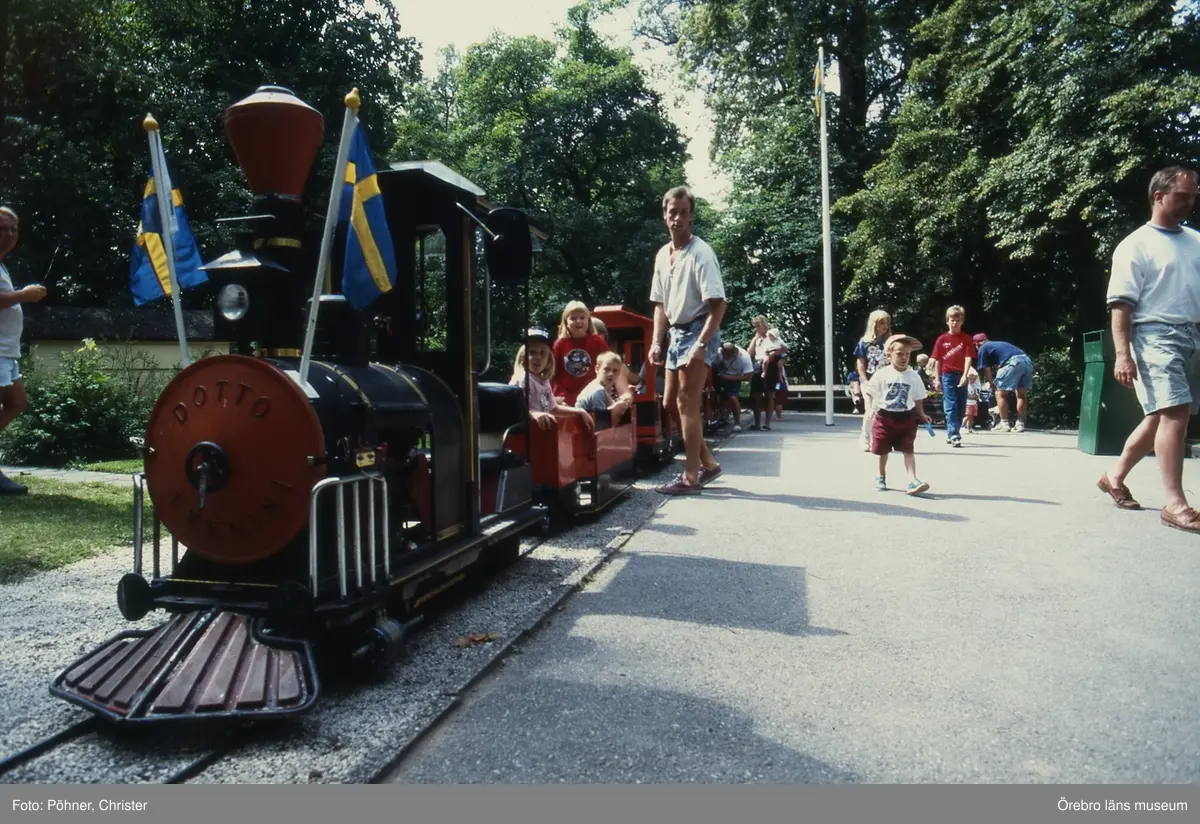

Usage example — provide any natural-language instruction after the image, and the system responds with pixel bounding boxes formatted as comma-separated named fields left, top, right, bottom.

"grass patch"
left=78, top=459, right=144, bottom=474
left=0, top=476, right=133, bottom=584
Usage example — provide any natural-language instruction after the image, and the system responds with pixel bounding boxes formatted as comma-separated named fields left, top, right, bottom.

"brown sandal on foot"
left=1162, top=506, right=1200, bottom=534
left=1097, top=474, right=1140, bottom=510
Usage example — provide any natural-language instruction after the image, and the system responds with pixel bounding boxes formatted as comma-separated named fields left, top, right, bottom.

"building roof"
left=20, top=305, right=218, bottom=342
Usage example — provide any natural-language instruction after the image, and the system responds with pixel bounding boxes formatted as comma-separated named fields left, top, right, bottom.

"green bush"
left=1027, top=345, right=1081, bottom=430
left=0, top=340, right=147, bottom=467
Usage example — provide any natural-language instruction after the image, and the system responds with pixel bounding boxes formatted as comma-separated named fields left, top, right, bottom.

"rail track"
left=0, top=533, right=563, bottom=785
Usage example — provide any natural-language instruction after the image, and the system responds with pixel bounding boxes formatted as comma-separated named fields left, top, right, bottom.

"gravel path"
left=0, top=425, right=728, bottom=784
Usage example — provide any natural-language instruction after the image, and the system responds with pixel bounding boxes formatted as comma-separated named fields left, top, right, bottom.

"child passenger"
left=867, top=334, right=931, bottom=495
left=510, top=327, right=596, bottom=432
left=575, top=352, right=633, bottom=431
left=552, top=301, right=612, bottom=406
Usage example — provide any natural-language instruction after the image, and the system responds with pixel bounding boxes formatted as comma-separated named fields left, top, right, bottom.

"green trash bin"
left=1077, top=329, right=1146, bottom=455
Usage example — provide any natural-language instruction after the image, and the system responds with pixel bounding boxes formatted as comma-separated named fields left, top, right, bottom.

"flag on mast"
left=813, top=55, right=824, bottom=117
left=338, top=122, right=398, bottom=311
left=129, top=173, right=207, bottom=306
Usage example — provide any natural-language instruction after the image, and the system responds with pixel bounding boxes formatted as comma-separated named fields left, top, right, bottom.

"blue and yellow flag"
left=338, top=122, right=397, bottom=310
left=129, top=177, right=207, bottom=306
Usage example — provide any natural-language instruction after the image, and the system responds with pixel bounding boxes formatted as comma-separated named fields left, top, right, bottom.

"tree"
left=0, top=0, right=420, bottom=307
left=838, top=0, right=1200, bottom=352
left=391, top=3, right=691, bottom=338
left=628, top=0, right=946, bottom=373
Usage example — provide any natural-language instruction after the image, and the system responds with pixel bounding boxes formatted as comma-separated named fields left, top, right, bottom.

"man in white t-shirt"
left=1095, top=166, right=1200, bottom=533
left=0, top=207, right=47, bottom=495
left=648, top=186, right=727, bottom=494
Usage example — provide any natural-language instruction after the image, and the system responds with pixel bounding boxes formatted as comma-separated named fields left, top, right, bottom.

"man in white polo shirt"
left=649, top=186, right=727, bottom=495
left=1096, top=166, right=1200, bottom=533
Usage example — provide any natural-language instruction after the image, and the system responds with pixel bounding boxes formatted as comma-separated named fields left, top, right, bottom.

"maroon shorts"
left=871, top=409, right=917, bottom=455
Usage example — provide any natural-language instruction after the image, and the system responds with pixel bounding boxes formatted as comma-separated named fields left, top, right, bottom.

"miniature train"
left=48, top=86, right=682, bottom=726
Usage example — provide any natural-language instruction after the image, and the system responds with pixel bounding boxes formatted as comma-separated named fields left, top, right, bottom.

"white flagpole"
left=299, top=88, right=361, bottom=386
left=817, top=41, right=834, bottom=427
left=143, top=114, right=191, bottom=369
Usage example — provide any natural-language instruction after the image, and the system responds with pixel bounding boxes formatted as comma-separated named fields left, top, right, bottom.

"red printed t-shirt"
left=552, top=334, right=610, bottom=405
left=930, top=333, right=977, bottom=375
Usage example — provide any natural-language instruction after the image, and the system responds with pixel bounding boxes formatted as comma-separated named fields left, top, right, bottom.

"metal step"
left=50, top=610, right=318, bottom=724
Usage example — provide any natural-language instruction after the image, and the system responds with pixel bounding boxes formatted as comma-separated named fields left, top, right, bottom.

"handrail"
left=308, top=473, right=390, bottom=598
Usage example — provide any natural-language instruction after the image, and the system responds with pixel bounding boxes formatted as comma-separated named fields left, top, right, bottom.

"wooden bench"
left=782, top=384, right=857, bottom=412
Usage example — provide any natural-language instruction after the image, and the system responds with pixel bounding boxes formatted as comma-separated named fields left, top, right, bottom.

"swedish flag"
left=129, top=177, right=207, bottom=306
left=338, top=123, right=397, bottom=310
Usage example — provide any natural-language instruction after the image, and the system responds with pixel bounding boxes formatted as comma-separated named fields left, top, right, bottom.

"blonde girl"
left=854, top=309, right=892, bottom=452
left=511, top=327, right=595, bottom=432
left=552, top=300, right=612, bottom=406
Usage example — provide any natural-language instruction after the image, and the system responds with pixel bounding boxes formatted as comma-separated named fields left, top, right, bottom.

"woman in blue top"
left=854, top=309, right=892, bottom=450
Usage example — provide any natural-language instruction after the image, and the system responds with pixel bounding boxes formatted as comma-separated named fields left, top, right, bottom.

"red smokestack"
left=223, top=86, right=324, bottom=198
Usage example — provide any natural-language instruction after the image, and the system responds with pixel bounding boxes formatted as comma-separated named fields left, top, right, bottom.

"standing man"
left=1095, top=166, right=1200, bottom=533
left=971, top=332, right=1034, bottom=432
left=0, top=207, right=47, bottom=495
left=649, top=186, right=727, bottom=495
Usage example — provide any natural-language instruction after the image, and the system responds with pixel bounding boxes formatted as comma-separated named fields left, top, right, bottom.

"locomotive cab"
left=50, top=88, right=548, bottom=726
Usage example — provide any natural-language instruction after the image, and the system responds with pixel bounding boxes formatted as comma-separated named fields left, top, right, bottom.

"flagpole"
left=299, top=88, right=360, bottom=387
left=817, top=40, right=834, bottom=427
left=143, top=115, right=191, bottom=369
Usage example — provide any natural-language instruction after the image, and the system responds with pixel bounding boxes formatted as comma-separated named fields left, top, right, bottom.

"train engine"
left=49, top=86, right=547, bottom=725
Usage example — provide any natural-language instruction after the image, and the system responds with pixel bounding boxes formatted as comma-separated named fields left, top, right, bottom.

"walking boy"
left=926, top=305, right=976, bottom=447
left=868, top=334, right=931, bottom=495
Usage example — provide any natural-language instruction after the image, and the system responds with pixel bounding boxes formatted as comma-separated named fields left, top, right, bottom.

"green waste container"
left=1077, top=329, right=1146, bottom=455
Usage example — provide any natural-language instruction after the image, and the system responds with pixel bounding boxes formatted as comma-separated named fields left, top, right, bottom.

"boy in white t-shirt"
left=866, top=334, right=932, bottom=495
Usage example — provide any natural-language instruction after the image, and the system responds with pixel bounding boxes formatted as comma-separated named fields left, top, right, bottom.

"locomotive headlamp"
left=218, top=283, right=250, bottom=321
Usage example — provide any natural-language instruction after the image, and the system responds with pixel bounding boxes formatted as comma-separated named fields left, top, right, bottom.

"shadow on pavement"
left=641, top=521, right=699, bottom=537
left=573, top=549, right=848, bottom=638
left=393, top=661, right=861, bottom=783
left=708, top=488, right=970, bottom=522
left=920, top=492, right=1061, bottom=505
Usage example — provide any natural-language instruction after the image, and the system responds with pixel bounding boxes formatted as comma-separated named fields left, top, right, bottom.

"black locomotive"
left=49, top=86, right=570, bottom=725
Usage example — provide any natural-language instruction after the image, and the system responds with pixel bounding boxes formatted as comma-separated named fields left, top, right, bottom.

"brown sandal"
left=1097, top=474, right=1140, bottom=510
left=1162, top=507, right=1200, bottom=534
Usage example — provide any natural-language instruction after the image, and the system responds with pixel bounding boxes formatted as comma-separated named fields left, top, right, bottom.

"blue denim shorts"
left=1131, top=322, right=1200, bottom=415
left=995, top=353, right=1034, bottom=391
left=665, top=316, right=721, bottom=371
left=0, top=357, right=21, bottom=388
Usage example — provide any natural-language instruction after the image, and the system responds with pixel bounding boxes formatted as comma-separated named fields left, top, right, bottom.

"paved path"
left=0, top=465, right=137, bottom=486
left=387, top=413, right=1200, bottom=784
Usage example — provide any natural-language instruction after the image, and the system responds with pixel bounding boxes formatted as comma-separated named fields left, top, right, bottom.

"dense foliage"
left=1, top=0, right=419, bottom=306
left=4, top=0, right=1199, bottom=434
left=390, top=4, right=693, bottom=362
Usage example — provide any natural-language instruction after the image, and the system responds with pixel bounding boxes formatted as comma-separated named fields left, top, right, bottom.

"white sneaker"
left=732, top=425, right=742, bottom=433
left=996, top=421, right=1012, bottom=432
left=1013, top=421, right=1025, bottom=432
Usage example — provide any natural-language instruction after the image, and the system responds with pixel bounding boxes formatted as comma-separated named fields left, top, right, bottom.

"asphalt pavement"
left=385, top=412, right=1200, bottom=784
